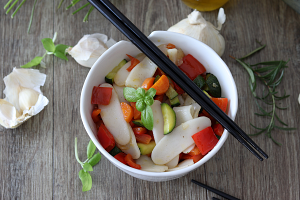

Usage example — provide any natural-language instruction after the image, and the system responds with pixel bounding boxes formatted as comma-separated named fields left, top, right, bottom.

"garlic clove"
left=0, top=99, right=21, bottom=128
left=19, top=87, right=40, bottom=112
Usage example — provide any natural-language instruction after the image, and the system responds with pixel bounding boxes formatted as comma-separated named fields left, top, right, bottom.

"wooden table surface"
left=0, top=0, right=299, bottom=199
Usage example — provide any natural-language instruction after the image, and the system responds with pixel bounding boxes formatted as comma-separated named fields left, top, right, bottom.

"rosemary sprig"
left=4, top=0, right=94, bottom=33
left=230, top=44, right=296, bottom=145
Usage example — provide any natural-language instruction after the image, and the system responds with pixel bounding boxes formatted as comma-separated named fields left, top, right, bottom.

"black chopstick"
left=191, top=179, right=240, bottom=200
left=87, top=0, right=268, bottom=160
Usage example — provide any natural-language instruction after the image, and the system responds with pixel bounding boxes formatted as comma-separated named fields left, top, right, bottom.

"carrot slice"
left=151, top=75, right=170, bottom=95
left=166, top=43, right=176, bottom=49
left=192, top=154, right=204, bottom=163
left=130, top=102, right=141, bottom=120
left=125, top=153, right=141, bottom=169
left=120, top=102, right=134, bottom=123
left=126, top=54, right=140, bottom=72
left=91, top=108, right=101, bottom=123
left=187, top=146, right=201, bottom=156
left=141, top=77, right=155, bottom=90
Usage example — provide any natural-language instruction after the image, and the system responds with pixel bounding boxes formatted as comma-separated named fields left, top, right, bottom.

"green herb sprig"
left=75, top=138, right=101, bottom=192
left=4, top=0, right=94, bottom=34
left=230, top=43, right=296, bottom=145
left=123, top=87, right=156, bottom=130
left=21, top=32, right=70, bottom=68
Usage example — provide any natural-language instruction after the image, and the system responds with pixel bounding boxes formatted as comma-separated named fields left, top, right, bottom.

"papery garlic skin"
left=67, top=33, right=117, bottom=68
left=0, top=68, right=49, bottom=129
left=167, top=8, right=226, bottom=56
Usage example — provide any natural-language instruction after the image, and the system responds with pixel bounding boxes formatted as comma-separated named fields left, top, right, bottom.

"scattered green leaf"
left=75, top=138, right=101, bottom=192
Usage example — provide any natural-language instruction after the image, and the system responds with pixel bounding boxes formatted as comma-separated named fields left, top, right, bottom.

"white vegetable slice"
left=184, top=95, right=196, bottom=106
left=136, top=155, right=168, bottom=172
left=117, top=123, right=140, bottom=159
left=167, top=48, right=178, bottom=64
left=166, top=159, right=194, bottom=172
left=151, top=117, right=211, bottom=164
left=192, top=103, right=201, bottom=118
left=182, top=143, right=195, bottom=154
left=165, top=155, right=179, bottom=169
left=178, top=95, right=185, bottom=106
left=114, top=61, right=131, bottom=86
left=98, top=83, right=131, bottom=145
left=113, top=84, right=129, bottom=103
left=173, top=105, right=193, bottom=127
left=125, top=57, right=158, bottom=88
left=151, top=100, right=164, bottom=143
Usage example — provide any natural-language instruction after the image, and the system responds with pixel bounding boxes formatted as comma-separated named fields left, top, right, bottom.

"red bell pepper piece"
left=178, top=54, right=206, bottom=80
left=132, top=127, right=147, bottom=135
left=91, top=86, right=113, bottom=105
left=172, top=80, right=185, bottom=95
left=97, top=123, right=115, bottom=152
left=125, top=153, right=141, bottom=169
left=126, top=54, right=140, bottom=72
left=201, top=98, right=228, bottom=124
left=134, top=133, right=152, bottom=144
left=192, top=126, right=219, bottom=155
left=114, top=152, right=127, bottom=165
left=213, top=123, right=224, bottom=137
left=154, top=94, right=164, bottom=102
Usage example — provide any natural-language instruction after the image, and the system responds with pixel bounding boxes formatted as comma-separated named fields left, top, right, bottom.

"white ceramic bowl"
left=80, top=31, right=238, bottom=182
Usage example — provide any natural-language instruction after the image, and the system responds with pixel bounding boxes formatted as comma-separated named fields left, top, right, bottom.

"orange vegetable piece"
left=166, top=43, right=176, bottom=49
left=187, top=146, right=201, bottom=156
left=151, top=75, right=170, bottom=95
left=120, top=102, right=134, bottom=123
left=193, top=154, right=204, bottom=163
left=141, top=77, right=155, bottom=90
left=125, top=153, right=141, bottom=169
left=134, top=133, right=152, bottom=144
left=91, top=108, right=101, bottom=123
left=133, top=127, right=147, bottom=135
left=126, top=54, right=140, bottom=72
left=130, top=102, right=141, bottom=120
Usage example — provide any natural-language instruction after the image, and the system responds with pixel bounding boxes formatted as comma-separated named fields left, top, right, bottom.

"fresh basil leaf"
left=88, top=153, right=101, bottom=167
left=87, top=140, right=96, bottom=159
left=136, top=99, right=146, bottom=112
left=82, top=163, right=93, bottom=172
left=41, top=38, right=56, bottom=53
left=21, top=56, right=43, bottom=68
left=145, top=88, right=156, bottom=98
left=141, top=105, right=153, bottom=130
left=78, top=169, right=92, bottom=192
left=55, top=44, right=69, bottom=55
left=135, top=87, right=145, bottom=99
left=144, top=96, right=154, bottom=106
left=54, top=51, right=68, bottom=61
left=123, top=87, right=138, bottom=102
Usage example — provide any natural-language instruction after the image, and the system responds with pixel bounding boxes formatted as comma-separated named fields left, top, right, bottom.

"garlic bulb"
left=167, top=8, right=226, bottom=56
left=67, top=33, right=117, bottom=68
left=0, top=68, right=49, bottom=128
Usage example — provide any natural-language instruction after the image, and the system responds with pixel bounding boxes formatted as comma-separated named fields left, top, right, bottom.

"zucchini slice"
left=193, top=75, right=206, bottom=89
left=166, top=85, right=178, bottom=100
left=169, top=96, right=180, bottom=107
left=161, top=103, right=176, bottom=135
left=137, top=141, right=156, bottom=155
left=206, top=74, right=221, bottom=98
left=105, top=59, right=127, bottom=84
left=109, top=146, right=122, bottom=156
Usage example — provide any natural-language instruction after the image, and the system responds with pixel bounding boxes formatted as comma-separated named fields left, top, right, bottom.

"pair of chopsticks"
left=87, top=0, right=268, bottom=161
left=191, top=179, right=240, bottom=200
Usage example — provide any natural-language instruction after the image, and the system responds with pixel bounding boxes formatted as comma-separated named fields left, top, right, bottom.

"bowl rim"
left=80, top=31, right=238, bottom=178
